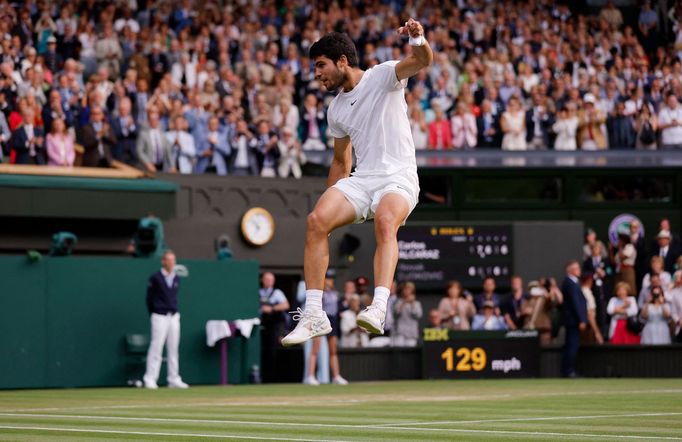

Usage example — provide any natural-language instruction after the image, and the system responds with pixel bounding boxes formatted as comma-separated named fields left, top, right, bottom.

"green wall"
left=0, top=256, right=259, bottom=389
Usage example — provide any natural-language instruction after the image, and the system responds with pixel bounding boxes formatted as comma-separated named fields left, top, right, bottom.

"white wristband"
left=409, top=35, right=426, bottom=47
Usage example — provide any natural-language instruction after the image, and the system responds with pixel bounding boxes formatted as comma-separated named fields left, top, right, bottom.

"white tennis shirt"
left=327, top=60, right=417, bottom=177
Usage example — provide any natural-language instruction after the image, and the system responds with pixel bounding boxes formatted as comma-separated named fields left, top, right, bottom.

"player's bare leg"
left=282, top=188, right=357, bottom=346
left=357, top=193, right=410, bottom=334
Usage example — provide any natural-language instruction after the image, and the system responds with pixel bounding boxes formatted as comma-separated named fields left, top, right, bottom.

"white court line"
left=3, top=388, right=682, bottom=413
left=367, top=425, right=682, bottom=440
left=0, top=423, right=680, bottom=441
left=376, top=411, right=682, bottom=427
left=0, top=425, right=349, bottom=441
left=0, top=413, right=361, bottom=429
left=2, top=411, right=682, bottom=440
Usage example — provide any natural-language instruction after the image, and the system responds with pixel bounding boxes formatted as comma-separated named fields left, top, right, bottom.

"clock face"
left=241, top=208, right=275, bottom=246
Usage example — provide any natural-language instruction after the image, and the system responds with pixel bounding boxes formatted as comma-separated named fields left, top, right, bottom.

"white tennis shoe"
left=356, top=306, right=386, bottom=335
left=282, top=308, right=332, bottom=346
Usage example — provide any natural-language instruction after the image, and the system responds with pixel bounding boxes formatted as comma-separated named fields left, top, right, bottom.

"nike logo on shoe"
left=350, top=99, right=357, bottom=106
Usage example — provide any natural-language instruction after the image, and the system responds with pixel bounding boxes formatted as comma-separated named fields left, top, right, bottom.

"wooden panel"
left=0, top=162, right=144, bottom=179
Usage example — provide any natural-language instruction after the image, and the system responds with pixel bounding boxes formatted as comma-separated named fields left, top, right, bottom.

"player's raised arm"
left=327, top=135, right=353, bottom=188
left=395, top=18, right=434, bottom=81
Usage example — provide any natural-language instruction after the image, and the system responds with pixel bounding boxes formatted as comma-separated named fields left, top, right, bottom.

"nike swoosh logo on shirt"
left=350, top=100, right=357, bottom=106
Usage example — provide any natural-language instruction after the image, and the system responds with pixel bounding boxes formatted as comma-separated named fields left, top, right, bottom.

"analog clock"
left=241, top=207, right=275, bottom=246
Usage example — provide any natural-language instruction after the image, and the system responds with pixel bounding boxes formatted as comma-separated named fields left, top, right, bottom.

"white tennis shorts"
left=332, top=169, right=420, bottom=224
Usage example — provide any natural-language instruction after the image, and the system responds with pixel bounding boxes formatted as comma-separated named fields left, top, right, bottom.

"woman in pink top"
left=450, top=102, right=477, bottom=149
left=46, top=118, right=75, bottom=167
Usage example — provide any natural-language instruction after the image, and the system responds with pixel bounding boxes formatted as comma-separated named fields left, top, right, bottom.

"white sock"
left=305, top=289, right=323, bottom=312
left=371, top=286, right=390, bottom=312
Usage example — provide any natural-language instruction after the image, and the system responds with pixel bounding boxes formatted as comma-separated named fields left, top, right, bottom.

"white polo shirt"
left=658, top=106, right=682, bottom=145
left=327, top=60, right=417, bottom=177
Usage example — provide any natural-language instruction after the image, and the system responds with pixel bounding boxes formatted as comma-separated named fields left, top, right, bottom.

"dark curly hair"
left=309, top=32, right=359, bottom=67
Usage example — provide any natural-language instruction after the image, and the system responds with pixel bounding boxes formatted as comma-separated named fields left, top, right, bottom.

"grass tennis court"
left=0, top=379, right=680, bottom=441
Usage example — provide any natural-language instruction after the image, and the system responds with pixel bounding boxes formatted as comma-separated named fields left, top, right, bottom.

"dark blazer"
left=79, top=122, right=116, bottom=167
left=10, top=125, right=46, bottom=165
left=111, top=116, right=138, bottom=164
left=525, top=108, right=555, bottom=146
left=650, top=243, right=681, bottom=274
left=561, top=276, right=587, bottom=327
left=476, top=112, right=501, bottom=148
left=146, top=270, right=180, bottom=315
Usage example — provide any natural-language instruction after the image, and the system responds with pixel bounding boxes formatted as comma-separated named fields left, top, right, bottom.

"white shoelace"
left=290, top=307, right=326, bottom=332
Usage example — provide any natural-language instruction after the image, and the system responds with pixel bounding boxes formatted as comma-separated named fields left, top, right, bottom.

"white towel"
left=205, top=320, right=231, bottom=347
left=234, top=318, right=261, bottom=338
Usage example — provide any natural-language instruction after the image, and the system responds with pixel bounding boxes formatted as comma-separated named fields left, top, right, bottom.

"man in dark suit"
left=143, top=250, right=189, bottom=389
left=525, top=92, right=554, bottom=149
left=651, top=230, right=680, bottom=274
left=582, top=242, right=613, bottom=336
left=561, top=260, right=587, bottom=377
left=10, top=107, right=45, bottom=165
left=79, top=106, right=116, bottom=167
left=476, top=99, right=501, bottom=148
left=111, top=97, right=138, bottom=164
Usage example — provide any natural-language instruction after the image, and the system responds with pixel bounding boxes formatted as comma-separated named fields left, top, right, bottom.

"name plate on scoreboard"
left=396, top=224, right=513, bottom=289
left=422, top=330, right=539, bottom=379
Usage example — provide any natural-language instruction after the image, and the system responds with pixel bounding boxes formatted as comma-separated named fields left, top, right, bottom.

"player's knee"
left=306, top=211, right=328, bottom=235
left=374, top=213, right=398, bottom=243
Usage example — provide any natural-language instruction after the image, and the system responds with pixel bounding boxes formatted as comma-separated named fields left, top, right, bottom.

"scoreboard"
left=396, top=224, right=513, bottom=289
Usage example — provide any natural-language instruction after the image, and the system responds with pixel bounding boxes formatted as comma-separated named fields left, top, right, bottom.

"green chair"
left=124, top=334, right=151, bottom=383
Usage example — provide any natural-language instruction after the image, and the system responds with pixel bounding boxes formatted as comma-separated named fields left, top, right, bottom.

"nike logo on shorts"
left=351, top=99, right=357, bottom=106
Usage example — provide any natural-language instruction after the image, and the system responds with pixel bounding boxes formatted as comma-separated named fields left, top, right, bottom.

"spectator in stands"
left=410, top=107, right=428, bottom=150
left=477, top=99, right=501, bottom=148
left=340, top=294, right=368, bottom=348
left=10, top=106, right=45, bottom=164
left=526, top=89, right=554, bottom=150
left=651, top=229, right=680, bottom=274
left=0, top=110, right=9, bottom=161
left=355, top=276, right=372, bottom=310
left=46, top=117, right=74, bottom=167
left=634, top=105, right=658, bottom=149
left=583, top=228, right=608, bottom=262
left=428, top=103, right=452, bottom=150
left=639, top=256, right=672, bottom=304
left=614, top=231, right=638, bottom=294
left=255, top=120, right=280, bottom=178
left=307, top=271, right=348, bottom=385
left=450, top=102, right=477, bottom=149
left=231, top=119, right=260, bottom=176
left=607, top=281, right=641, bottom=344
left=340, top=279, right=357, bottom=313
left=642, top=287, right=671, bottom=347
left=607, top=101, right=636, bottom=149
left=670, top=269, right=682, bottom=342
left=521, top=281, right=558, bottom=345
left=659, top=218, right=681, bottom=250
left=143, top=249, right=189, bottom=389
left=428, top=308, right=444, bottom=329
left=501, top=96, right=526, bottom=150
left=392, top=282, right=423, bottom=347
left=630, top=220, right=648, bottom=293
left=474, top=276, right=503, bottom=313
left=196, top=115, right=229, bottom=175
left=600, top=0, right=624, bottom=30
left=437, top=280, right=475, bottom=330
left=79, top=105, right=115, bottom=168
left=578, top=95, right=607, bottom=150
left=300, top=93, right=326, bottom=152
left=259, top=272, right=290, bottom=382
left=137, top=109, right=174, bottom=174
left=502, top=275, right=529, bottom=330
left=580, top=273, right=605, bottom=344
left=165, top=115, right=196, bottom=175
left=277, top=126, right=304, bottom=179
left=561, top=260, right=588, bottom=377
left=658, top=93, right=682, bottom=149
left=42, top=89, right=73, bottom=135
left=111, top=97, right=138, bottom=164
left=471, top=300, right=506, bottom=331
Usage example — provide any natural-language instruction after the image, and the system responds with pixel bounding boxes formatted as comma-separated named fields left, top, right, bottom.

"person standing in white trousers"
left=143, top=250, right=189, bottom=389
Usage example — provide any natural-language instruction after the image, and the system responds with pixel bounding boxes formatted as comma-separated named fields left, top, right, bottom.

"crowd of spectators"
left=3, top=0, right=682, bottom=178
left=260, top=217, right=682, bottom=352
